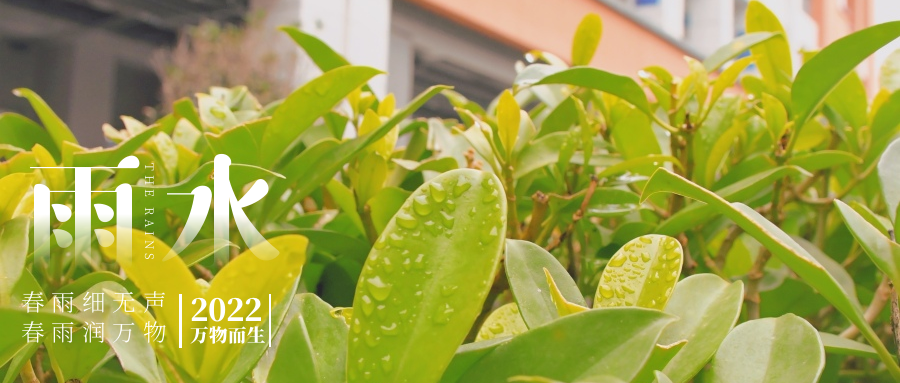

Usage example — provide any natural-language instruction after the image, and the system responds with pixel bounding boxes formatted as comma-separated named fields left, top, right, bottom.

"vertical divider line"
left=179, top=294, right=183, bottom=349
left=268, top=294, right=272, bottom=348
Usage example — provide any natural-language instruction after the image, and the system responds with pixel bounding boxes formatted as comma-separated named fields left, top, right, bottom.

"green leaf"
left=878, top=139, right=900, bottom=224
left=440, top=338, right=510, bottom=383
left=546, top=269, right=589, bottom=315
left=656, top=166, right=808, bottom=235
left=642, top=168, right=900, bottom=380
left=0, top=309, right=81, bottom=368
left=514, top=132, right=567, bottom=178
left=368, top=187, right=413, bottom=235
left=762, top=93, right=788, bottom=141
left=706, top=314, right=824, bottom=383
left=594, top=235, right=683, bottom=310
left=497, top=90, right=521, bottom=159
left=597, top=155, right=681, bottom=180
left=269, top=294, right=348, bottom=383
left=792, top=21, right=900, bottom=131
left=0, top=113, right=57, bottom=157
left=506, top=239, right=585, bottom=328
left=658, top=274, right=744, bottom=383
left=475, top=303, right=528, bottom=341
left=655, top=371, right=674, bottom=383
left=869, top=90, right=900, bottom=159
left=786, top=150, right=860, bottom=172
left=819, top=332, right=879, bottom=359
left=745, top=1, right=792, bottom=87
left=571, top=13, right=602, bottom=66
left=12, top=88, right=78, bottom=148
left=347, top=169, right=507, bottom=383
left=703, top=32, right=778, bottom=72
left=458, top=308, right=675, bottom=382
left=0, top=217, right=30, bottom=306
left=267, top=86, right=449, bottom=219
left=0, top=173, right=34, bottom=226
left=609, top=108, right=661, bottom=173
left=824, top=71, right=868, bottom=130
left=74, top=281, right=163, bottom=383
left=632, top=341, right=686, bottom=383
left=848, top=201, right=893, bottom=235
left=280, top=26, right=351, bottom=72
left=536, top=68, right=652, bottom=117
left=44, top=322, right=112, bottom=382
left=834, top=200, right=900, bottom=284
left=260, top=66, right=382, bottom=167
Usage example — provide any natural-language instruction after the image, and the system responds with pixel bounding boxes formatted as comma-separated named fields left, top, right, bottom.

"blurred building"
left=0, top=0, right=897, bottom=145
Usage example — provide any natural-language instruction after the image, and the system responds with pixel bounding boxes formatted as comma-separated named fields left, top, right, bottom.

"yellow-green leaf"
left=594, top=235, right=683, bottom=310
left=475, top=303, right=528, bottom=341
left=498, top=90, right=521, bottom=159
left=571, top=13, right=602, bottom=66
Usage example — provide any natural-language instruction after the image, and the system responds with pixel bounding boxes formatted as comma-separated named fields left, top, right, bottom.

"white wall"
left=874, top=0, right=900, bottom=82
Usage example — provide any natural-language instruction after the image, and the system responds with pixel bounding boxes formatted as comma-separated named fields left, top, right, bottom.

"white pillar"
left=296, top=0, right=392, bottom=96
left=630, top=0, right=686, bottom=40
left=685, top=0, right=735, bottom=56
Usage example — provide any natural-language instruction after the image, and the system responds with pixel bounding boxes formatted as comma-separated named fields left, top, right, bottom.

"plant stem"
left=840, top=276, right=891, bottom=339
left=503, top=165, right=520, bottom=239
left=523, top=192, right=549, bottom=242
left=20, top=360, right=39, bottom=383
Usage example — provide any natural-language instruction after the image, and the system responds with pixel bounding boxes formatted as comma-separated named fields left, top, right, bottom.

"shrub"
left=2, top=1, right=900, bottom=382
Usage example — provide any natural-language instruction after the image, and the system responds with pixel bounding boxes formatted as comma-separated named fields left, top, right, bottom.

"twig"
left=20, top=360, right=39, bottom=383
left=841, top=276, right=891, bottom=339
left=891, top=230, right=900, bottom=357
left=714, top=226, right=743, bottom=271
left=523, top=192, right=549, bottom=242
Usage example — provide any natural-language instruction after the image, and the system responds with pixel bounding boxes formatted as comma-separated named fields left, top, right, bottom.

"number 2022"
left=191, top=297, right=262, bottom=322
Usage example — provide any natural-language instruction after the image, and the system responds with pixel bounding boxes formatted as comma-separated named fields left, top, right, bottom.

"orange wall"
left=811, top=0, right=876, bottom=89
left=405, top=0, right=692, bottom=77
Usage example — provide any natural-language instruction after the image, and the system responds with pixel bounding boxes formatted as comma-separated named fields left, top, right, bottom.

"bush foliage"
left=3, top=2, right=900, bottom=382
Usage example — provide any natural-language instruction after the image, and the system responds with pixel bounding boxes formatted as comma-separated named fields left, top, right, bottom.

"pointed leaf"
left=571, top=13, right=602, bottom=66
left=834, top=200, right=900, bottom=284
left=506, top=239, right=585, bottom=328
left=793, top=21, right=900, bottom=130
left=13, top=88, right=78, bottom=148
left=536, top=67, right=651, bottom=116
left=659, top=274, right=744, bottom=382
left=703, top=32, right=778, bottom=72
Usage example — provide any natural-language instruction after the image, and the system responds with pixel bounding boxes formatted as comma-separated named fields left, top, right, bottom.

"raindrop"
left=430, top=183, right=447, bottom=202
left=413, top=195, right=433, bottom=216
left=366, top=276, right=392, bottom=301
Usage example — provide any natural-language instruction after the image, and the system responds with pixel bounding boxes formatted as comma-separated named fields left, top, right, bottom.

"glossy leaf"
left=706, top=314, right=824, bottom=383
left=440, top=338, right=509, bottom=383
left=269, top=294, right=348, bottom=383
left=793, top=21, right=900, bottom=130
left=12, top=88, right=78, bottom=148
left=0, top=113, right=56, bottom=157
left=459, top=308, right=675, bottom=382
left=347, top=169, right=507, bottom=383
left=546, top=269, right=589, bottom=316
left=506, top=239, right=585, bottom=328
left=656, top=166, right=808, bottom=235
left=745, top=1, right=792, bottom=87
left=819, top=332, right=878, bottom=359
left=834, top=200, right=900, bottom=284
left=594, top=235, right=683, bottom=310
left=536, top=67, right=651, bottom=116
left=878, top=138, right=900, bottom=224
left=260, top=65, right=382, bottom=167
left=658, top=274, right=744, bottom=383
